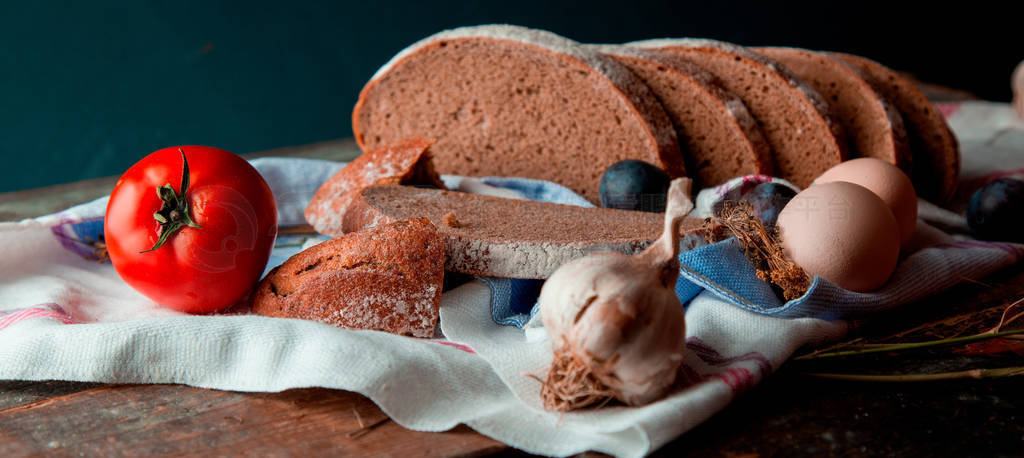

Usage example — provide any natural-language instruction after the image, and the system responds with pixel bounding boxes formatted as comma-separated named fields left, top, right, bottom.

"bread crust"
left=594, top=44, right=773, bottom=188
left=828, top=52, right=960, bottom=203
left=251, top=218, right=444, bottom=337
left=756, top=47, right=912, bottom=173
left=631, top=38, right=847, bottom=188
left=305, top=137, right=444, bottom=236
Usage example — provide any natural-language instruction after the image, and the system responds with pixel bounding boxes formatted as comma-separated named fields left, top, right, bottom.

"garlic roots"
left=538, top=178, right=692, bottom=410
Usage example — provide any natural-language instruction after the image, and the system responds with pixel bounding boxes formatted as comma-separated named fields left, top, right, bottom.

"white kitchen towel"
left=0, top=101, right=1020, bottom=457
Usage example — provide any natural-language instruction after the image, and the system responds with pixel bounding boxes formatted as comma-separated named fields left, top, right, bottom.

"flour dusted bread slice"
left=342, top=185, right=704, bottom=279
left=305, top=137, right=445, bottom=236
left=353, top=25, right=683, bottom=203
left=828, top=52, right=960, bottom=203
left=755, top=47, right=912, bottom=172
left=631, top=38, right=846, bottom=188
left=252, top=218, right=444, bottom=338
left=592, top=44, right=773, bottom=188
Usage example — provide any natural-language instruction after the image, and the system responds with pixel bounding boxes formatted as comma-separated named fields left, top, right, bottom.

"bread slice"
left=353, top=25, right=683, bottom=204
left=828, top=52, right=960, bottom=203
left=252, top=218, right=444, bottom=338
left=592, top=44, right=773, bottom=188
left=631, top=38, right=847, bottom=188
left=755, top=47, right=912, bottom=172
left=341, top=185, right=704, bottom=279
left=305, top=137, right=445, bottom=236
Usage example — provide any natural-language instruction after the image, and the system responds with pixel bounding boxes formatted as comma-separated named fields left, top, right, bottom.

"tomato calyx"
left=141, top=148, right=202, bottom=253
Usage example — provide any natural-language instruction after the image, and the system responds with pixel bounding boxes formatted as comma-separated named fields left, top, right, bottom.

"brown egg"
left=777, top=182, right=901, bottom=292
left=814, top=158, right=917, bottom=246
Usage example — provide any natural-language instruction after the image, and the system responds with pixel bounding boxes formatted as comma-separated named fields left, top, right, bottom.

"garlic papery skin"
left=538, top=178, right=692, bottom=409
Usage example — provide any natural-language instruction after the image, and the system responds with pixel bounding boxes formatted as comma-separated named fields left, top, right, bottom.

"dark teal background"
left=2, top=1, right=1021, bottom=192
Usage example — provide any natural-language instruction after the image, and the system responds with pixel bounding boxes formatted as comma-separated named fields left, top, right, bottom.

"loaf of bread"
left=341, top=185, right=704, bottom=279
left=251, top=218, right=444, bottom=338
left=352, top=24, right=684, bottom=203
left=828, top=52, right=960, bottom=203
left=592, top=44, right=773, bottom=189
left=631, top=38, right=847, bottom=188
left=755, top=47, right=912, bottom=173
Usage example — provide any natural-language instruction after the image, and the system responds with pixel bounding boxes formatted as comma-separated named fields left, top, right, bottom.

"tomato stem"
left=141, top=148, right=202, bottom=253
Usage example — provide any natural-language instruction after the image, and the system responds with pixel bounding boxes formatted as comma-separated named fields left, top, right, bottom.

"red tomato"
left=104, top=146, right=278, bottom=313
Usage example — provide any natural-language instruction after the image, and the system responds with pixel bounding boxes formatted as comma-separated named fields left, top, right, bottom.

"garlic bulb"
left=538, top=178, right=692, bottom=410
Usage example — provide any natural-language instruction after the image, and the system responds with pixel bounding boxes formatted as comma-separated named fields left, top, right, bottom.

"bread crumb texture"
left=353, top=25, right=683, bottom=203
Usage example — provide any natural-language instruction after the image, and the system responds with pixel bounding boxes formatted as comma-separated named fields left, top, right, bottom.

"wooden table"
left=2, top=137, right=1022, bottom=457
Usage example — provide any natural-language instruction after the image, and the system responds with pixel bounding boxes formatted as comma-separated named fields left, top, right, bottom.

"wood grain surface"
left=0, top=385, right=506, bottom=457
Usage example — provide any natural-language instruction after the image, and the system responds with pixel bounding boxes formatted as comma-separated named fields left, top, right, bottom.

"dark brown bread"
left=755, top=47, right=912, bottom=173
left=593, top=44, right=773, bottom=188
left=631, top=38, right=847, bottom=188
left=353, top=25, right=684, bottom=204
left=251, top=218, right=444, bottom=338
left=342, top=185, right=705, bottom=279
left=829, top=52, right=960, bottom=203
left=305, top=137, right=445, bottom=236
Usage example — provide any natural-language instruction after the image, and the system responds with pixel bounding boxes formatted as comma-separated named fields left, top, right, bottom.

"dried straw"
left=703, top=201, right=809, bottom=300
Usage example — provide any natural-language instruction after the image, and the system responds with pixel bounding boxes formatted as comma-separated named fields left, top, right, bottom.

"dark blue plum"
left=966, top=178, right=1024, bottom=243
left=739, top=182, right=797, bottom=227
left=599, top=160, right=671, bottom=213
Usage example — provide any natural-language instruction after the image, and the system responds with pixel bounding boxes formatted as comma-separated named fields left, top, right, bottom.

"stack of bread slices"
left=352, top=24, right=960, bottom=204
left=275, top=25, right=965, bottom=335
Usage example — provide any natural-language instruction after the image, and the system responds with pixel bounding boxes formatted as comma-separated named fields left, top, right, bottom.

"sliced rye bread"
left=305, top=137, right=446, bottom=236
left=352, top=24, right=683, bottom=204
left=755, top=47, right=912, bottom=173
left=341, top=185, right=705, bottom=279
left=630, top=38, right=847, bottom=188
left=828, top=52, right=960, bottom=203
left=591, top=44, right=773, bottom=189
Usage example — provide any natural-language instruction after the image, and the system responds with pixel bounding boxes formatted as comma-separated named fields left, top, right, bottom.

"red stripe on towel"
left=0, top=305, right=75, bottom=330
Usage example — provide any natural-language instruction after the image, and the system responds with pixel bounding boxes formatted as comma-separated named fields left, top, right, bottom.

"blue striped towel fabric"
left=476, top=176, right=1023, bottom=327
